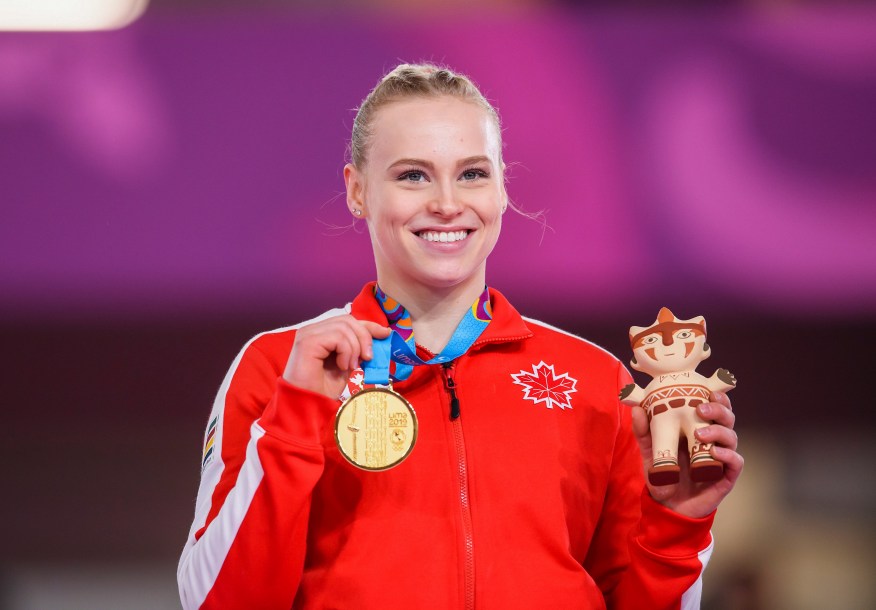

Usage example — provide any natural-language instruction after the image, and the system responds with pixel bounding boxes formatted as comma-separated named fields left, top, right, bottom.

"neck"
left=377, top=278, right=486, bottom=354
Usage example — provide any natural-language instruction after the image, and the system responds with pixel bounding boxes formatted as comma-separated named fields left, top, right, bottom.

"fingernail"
left=699, top=404, right=712, bottom=416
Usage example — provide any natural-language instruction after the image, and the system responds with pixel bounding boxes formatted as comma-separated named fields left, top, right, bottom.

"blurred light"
left=0, top=0, right=149, bottom=31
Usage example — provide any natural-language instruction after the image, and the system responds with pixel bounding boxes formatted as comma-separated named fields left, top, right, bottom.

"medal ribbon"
left=362, top=285, right=492, bottom=384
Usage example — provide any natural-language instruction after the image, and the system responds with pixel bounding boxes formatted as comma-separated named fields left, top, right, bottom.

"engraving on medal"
left=388, top=412, right=408, bottom=427
left=390, top=429, right=407, bottom=452
left=335, top=386, right=417, bottom=471
left=364, top=397, right=386, bottom=467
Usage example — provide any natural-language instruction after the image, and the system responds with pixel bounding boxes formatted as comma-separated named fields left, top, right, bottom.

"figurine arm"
left=619, top=382, right=646, bottom=407
left=705, top=368, right=737, bottom=394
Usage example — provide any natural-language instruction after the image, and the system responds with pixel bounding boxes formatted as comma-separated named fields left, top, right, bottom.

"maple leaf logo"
left=511, top=361, right=578, bottom=410
left=339, top=369, right=365, bottom=401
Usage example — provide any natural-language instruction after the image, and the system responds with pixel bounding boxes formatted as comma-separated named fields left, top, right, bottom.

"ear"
left=344, top=163, right=366, bottom=217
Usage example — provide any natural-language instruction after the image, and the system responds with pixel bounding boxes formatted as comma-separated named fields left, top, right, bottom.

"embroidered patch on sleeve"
left=202, top=416, right=218, bottom=470
left=512, top=361, right=578, bottom=410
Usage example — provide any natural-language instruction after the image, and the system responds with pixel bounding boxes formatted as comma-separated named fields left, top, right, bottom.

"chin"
left=420, top=273, right=471, bottom=289
left=413, top=267, right=480, bottom=289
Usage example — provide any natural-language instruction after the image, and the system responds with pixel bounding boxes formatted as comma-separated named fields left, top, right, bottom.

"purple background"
left=1, top=6, right=875, bottom=609
left=3, top=10, right=874, bottom=321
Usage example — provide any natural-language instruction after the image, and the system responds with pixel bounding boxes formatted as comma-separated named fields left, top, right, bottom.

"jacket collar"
left=349, top=281, right=533, bottom=350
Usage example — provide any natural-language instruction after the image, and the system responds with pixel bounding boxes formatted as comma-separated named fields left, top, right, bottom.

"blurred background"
left=1, top=1, right=875, bottom=609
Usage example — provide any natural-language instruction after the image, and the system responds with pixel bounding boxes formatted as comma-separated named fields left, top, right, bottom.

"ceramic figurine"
left=619, top=307, right=736, bottom=486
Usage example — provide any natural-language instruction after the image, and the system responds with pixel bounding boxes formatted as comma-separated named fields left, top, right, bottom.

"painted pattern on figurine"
left=619, top=307, right=737, bottom=486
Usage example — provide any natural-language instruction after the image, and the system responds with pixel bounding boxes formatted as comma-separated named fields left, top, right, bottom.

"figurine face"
left=629, top=307, right=709, bottom=376
left=631, top=327, right=708, bottom=376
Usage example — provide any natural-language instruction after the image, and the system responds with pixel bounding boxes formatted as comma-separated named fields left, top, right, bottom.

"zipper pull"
left=443, top=362, right=461, bottom=420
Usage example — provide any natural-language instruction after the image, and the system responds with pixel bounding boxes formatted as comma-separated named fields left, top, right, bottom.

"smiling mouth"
left=416, top=230, right=471, bottom=243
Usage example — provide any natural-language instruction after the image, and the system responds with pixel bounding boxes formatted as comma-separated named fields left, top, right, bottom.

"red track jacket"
left=179, top=284, right=715, bottom=609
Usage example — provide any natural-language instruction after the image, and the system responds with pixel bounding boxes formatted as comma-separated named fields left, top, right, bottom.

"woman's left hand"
left=631, top=391, right=744, bottom=518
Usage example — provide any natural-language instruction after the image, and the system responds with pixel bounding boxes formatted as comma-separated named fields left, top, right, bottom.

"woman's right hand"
left=283, top=315, right=391, bottom=399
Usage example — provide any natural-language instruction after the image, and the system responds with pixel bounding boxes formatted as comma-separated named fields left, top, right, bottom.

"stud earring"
left=353, top=209, right=362, bottom=216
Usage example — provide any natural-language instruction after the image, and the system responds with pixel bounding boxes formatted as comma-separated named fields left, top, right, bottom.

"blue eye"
left=398, top=170, right=427, bottom=182
left=461, top=168, right=488, bottom=181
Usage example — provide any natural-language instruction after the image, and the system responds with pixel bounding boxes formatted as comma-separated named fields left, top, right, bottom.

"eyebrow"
left=386, top=155, right=494, bottom=172
left=458, top=155, right=493, bottom=167
left=387, top=158, right=434, bottom=171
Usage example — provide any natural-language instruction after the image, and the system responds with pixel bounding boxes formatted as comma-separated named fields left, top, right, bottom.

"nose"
left=661, top=331, right=673, bottom=346
left=428, top=182, right=464, bottom=217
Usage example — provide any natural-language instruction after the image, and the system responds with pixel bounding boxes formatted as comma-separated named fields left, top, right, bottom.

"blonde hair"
left=349, top=63, right=502, bottom=168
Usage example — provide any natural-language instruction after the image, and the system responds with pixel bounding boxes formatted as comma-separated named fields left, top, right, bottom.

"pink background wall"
left=3, top=10, right=874, bottom=321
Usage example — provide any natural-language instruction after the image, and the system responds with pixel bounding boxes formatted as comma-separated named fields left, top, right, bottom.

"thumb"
left=630, top=405, right=649, bottom=440
left=361, top=321, right=392, bottom=339
left=630, top=405, right=655, bottom=469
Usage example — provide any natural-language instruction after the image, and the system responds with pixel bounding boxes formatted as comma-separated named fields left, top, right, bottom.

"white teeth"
left=418, top=230, right=469, bottom=243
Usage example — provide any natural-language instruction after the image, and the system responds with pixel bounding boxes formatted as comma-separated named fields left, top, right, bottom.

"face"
left=344, top=96, right=507, bottom=296
left=631, top=328, right=709, bottom=376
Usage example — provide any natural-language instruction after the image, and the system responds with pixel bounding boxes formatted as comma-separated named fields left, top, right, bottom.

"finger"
left=341, top=317, right=378, bottom=362
left=360, top=320, right=392, bottom=339
left=329, top=334, right=354, bottom=373
left=357, top=319, right=391, bottom=357
left=350, top=320, right=391, bottom=364
left=711, top=445, right=744, bottom=485
left=331, top=322, right=364, bottom=372
left=697, top=399, right=736, bottom=430
left=629, top=407, right=654, bottom=466
left=711, top=391, right=732, bottom=411
left=630, top=406, right=650, bottom=440
left=694, top=424, right=739, bottom=451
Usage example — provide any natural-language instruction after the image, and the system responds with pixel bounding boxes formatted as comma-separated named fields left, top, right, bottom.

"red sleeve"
left=585, top=363, right=715, bottom=610
left=177, top=337, right=337, bottom=610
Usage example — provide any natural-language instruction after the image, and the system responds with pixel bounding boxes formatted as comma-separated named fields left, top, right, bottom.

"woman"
left=178, top=63, right=742, bottom=610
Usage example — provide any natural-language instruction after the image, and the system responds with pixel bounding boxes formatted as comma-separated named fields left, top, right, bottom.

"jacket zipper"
left=443, top=362, right=475, bottom=609
left=444, top=362, right=461, bottom=420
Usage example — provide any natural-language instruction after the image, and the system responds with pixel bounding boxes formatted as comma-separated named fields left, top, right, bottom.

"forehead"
left=631, top=323, right=705, bottom=348
left=368, top=96, right=501, bottom=165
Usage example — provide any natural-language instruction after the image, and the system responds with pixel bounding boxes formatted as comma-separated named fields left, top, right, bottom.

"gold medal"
left=335, top=383, right=417, bottom=471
